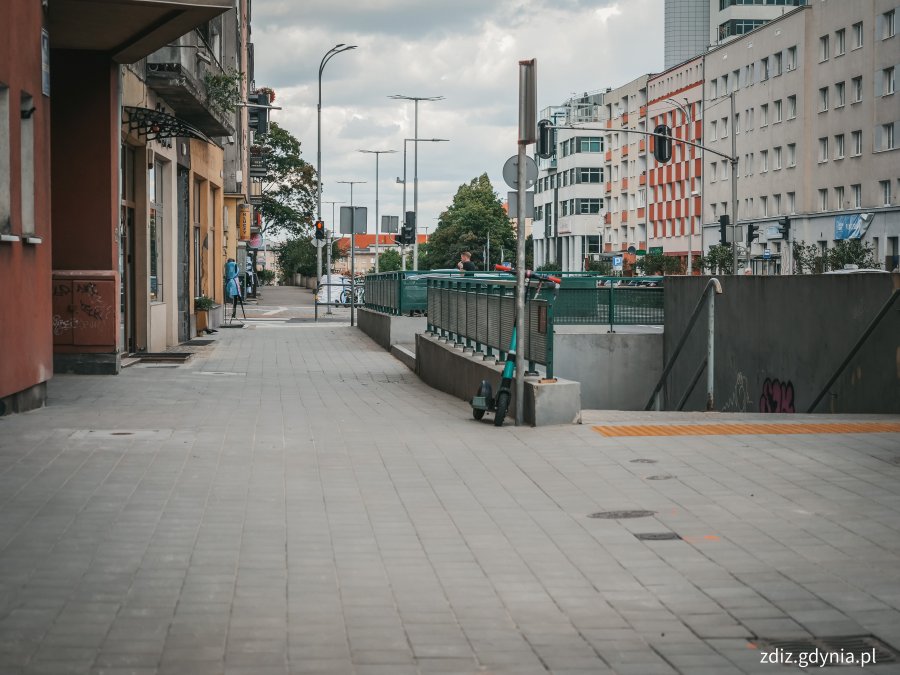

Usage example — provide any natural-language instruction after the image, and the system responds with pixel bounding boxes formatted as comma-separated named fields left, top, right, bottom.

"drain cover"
left=635, top=532, right=681, bottom=541
left=588, top=510, right=656, bottom=519
left=647, top=474, right=675, bottom=481
left=630, top=459, right=657, bottom=464
left=751, top=635, right=900, bottom=667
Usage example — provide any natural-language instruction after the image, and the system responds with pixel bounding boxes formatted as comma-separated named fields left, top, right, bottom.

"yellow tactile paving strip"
left=592, top=422, right=900, bottom=437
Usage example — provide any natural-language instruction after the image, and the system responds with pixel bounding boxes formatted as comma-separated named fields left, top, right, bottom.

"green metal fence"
left=364, top=270, right=456, bottom=316
left=550, top=278, right=664, bottom=326
left=426, top=276, right=555, bottom=378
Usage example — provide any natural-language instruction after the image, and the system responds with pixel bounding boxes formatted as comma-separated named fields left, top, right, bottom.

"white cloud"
left=255, top=0, right=663, bottom=236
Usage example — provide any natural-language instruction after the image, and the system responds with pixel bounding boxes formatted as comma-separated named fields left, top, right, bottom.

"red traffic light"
left=315, top=220, right=325, bottom=240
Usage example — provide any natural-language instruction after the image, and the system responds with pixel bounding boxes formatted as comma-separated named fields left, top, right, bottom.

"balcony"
left=604, top=213, right=612, bottom=225
left=622, top=112, right=629, bottom=124
left=49, top=0, right=231, bottom=64
left=621, top=177, right=628, bottom=190
left=605, top=182, right=612, bottom=193
left=621, top=212, right=629, bottom=223
left=622, top=145, right=629, bottom=157
left=639, top=174, right=646, bottom=186
left=605, top=150, right=612, bottom=161
left=639, top=139, right=646, bottom=153
left=640, top=105, right=647, bottom=117
left=637, top=207, right=645, bottom=219
left=146, top=32, right=236, bottom=137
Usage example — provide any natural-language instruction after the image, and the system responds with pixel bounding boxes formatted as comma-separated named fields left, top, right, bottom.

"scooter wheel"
left=494, top=391, right=510, bottom=427
left=473, top=408, right=485, bottom=420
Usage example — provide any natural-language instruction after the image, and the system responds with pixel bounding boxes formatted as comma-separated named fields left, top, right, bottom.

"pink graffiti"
left=759, top=378, right=795, bottom=413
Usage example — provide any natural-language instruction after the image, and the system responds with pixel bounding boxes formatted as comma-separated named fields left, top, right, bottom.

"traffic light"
left=653, top=124, right=672, bottom=163
left=400, top=210, right=415, bottom=245
left=536, top=119, right=556, bottom=159
left=719, top=214, right=730, bottom=245
left=314, top=220, right=325, bottom=240
left=777, top=216, right=791, bottom=239
left=249, top=91, right=270, bottom=136
left=746, top=223, right=759, bottom=245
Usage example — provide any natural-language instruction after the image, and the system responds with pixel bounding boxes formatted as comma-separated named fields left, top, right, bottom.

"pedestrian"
left=457, top=251, right=476, bottom=274
left=225, top=258, right=242, bottom=317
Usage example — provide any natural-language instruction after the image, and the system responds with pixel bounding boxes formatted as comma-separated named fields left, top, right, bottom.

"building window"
left=760, top=149, right=769, bottom=172
left=19, top=94, right=35, bottom=235
left=773, top=146, right=782, bottom=169
left=774, top=193, right=782, bottom=214
left=774, top=99, right=783, bottom=122
left=0, top=87, right=9, bottom=234
left=787, top=95, right=797, bottom=119
left=836, top=28, right=846, bottom=55
left=760, top=104, right=768, bottom=126
left=149, top=160, right=165, bottom=302
left=852, top=129, right=862, bottom=155
left=883, top=66, right=896, bottom=95
left=881, top=122, right=896, bottom=151
left=836, top=186, right=845, bottom=208
left=819, top=35, right=830, bottom=62
left=761, top=57, right=769, bottom=81
left=818, top=137, right=829, bottom=162
left=788, top=191, right=796, bottom=213
left=818, top=87, right=829, bottom=112
left=711, top=120, right=717, bottom=141
left=819, top=188, right=828, bottom=211
left=710, top=79, right=718, bottom=99
left=735, top=112, right=741, bottom=134
left=578, top=167, right=602, bottom=183
left=883, top=9, right=896, bottom=39
left=786, top=46, right=797, bottom=71
left=721, top=116, right=729, bottom=137
left=852, top=183, right=862, bottom=207
left=787, top=143, right=797, bottom=167
left=835, top=81, right=846, bottom=107
left=761, top=195, right=768, bottom=217
left=835, top=134, right=845, bottom=159
left=853, top=21, right=864, bottom=48
left=881, top=180, right=892, bottom=205
left=852, top=76, right=863, bottom=102
left=579, top=198, right=602, bottom=214
left=579, top=136, right=602, bottom=152
left=773, top=51, right=783, bottom=76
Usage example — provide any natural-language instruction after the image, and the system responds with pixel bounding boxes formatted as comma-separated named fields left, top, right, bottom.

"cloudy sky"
left=253, top=0, right=663, bottom=238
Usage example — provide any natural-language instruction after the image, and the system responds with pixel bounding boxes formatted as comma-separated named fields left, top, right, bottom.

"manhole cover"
left=635, top=532, right=681, bottom=541
left=751, top=635, right=900, bottom=667
left=588, top=510, right=656, bottom=520
left=647, top=474, right=675, bottom=481
left=630, top=459, right=657, bottom=464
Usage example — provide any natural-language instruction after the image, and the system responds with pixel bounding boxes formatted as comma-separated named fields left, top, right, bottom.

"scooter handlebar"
left=493, top=265, right=561, bottom=286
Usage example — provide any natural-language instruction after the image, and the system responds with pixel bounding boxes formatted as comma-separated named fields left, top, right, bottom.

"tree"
left=584, top=258, right=612, bottom=274
left=825, top=239, right=880, bottom=271
left=698, top=244, right=735, bottom=275
left=276, top=237, right=343, bottom=280
left=792, top=240, right=825, bottom=274
left=635, top=252, right=682, bottom=276
left=253, top=122, right=318, bottom=239
left=421, top=174, right=516, bottom=270
left=370, top=249, right=411, bottom=273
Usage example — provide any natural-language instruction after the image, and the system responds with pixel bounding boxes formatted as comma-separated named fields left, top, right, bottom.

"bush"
left=195, top=295, right=215, bottom=311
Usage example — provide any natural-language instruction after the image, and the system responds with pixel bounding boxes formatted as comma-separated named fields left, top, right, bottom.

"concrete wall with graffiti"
left=663, top=274, right=900, bottom=414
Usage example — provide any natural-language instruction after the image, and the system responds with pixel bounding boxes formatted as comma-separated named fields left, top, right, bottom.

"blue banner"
left=834, top=214, right=863, bottom=240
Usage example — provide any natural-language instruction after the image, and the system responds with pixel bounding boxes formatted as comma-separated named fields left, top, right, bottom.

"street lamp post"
left=389, top=94, right=444, bottom=269
left=397, top=138, right=448, bottom=270
left=337, top=180, right=365, bottom=327
left=358, top=149, right=397, bottom=273
left=317, top=43, right=357, bottom=286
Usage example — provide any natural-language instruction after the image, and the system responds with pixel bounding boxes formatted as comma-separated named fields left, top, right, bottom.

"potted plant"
left=195, top=295, right=215, bottom=335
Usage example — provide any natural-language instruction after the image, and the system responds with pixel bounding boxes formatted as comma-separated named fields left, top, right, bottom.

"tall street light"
left=397, top=138, right=448, bottom=270
left=337, top=180, right=366, bottom=327
left=358, top=149, right=397, bottom=273
left=317, top=43, right=357, bottom=286
left=389, top=94, right=444, bottom=269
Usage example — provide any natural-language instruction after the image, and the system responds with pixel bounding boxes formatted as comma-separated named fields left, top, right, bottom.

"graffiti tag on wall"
left=759, top=378, right=795, bottom=413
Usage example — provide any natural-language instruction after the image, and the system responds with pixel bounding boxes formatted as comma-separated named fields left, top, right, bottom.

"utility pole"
left=730, top=91, right=739, bottom=274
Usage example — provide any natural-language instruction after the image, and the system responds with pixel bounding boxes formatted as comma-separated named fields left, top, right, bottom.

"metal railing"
left=364, top=270, right=454, bottom=316
left=548, top=277, right=664, bottom=326
left=426, top=276, right=556, bottom=378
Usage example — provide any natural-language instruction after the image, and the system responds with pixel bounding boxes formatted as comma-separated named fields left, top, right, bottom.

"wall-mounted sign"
left=238, top=205, right=251, bottom=241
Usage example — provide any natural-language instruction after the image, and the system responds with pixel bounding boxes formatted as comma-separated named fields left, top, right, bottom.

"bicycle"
left=339, top=284, right=364, bottom=306
left=470, top=265, right=561, bottom=426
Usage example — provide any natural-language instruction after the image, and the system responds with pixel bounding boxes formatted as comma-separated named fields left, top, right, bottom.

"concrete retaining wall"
left=358, top=308, right=426, bottom=350
left=664, top=273, right=900, bottom=414
left=415, top=333, right=581, bottom=426
left=554, top=328, right=663, bottom=410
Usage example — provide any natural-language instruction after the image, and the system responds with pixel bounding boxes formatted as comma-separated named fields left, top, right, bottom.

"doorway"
left=177, top=167, right=190, bottom=342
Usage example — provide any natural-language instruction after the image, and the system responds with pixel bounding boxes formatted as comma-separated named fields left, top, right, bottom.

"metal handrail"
left=645, top=278, right=722, bottom=411
left=806, top=275, right=900, bottom=412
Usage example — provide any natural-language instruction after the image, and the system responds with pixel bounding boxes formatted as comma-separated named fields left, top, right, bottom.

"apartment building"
left=532, top=92, right=607, bottom=271
left=647, top=56, right=705, bottom=272
left=602, top=76, right=651, bottom=268
left=703, top=0, right=899, bottom=273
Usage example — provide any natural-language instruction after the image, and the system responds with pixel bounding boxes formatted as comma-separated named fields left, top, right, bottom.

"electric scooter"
left=471, top=265, right=561, bottom=426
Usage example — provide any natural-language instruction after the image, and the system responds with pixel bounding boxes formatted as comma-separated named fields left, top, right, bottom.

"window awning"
left=123, top=106, right=214, bottom=144
left=49, top=0, right=231, bottom=64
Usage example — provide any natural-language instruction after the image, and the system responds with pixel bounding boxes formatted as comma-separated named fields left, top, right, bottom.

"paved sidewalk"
left=1, top=298, right=899, bottom=674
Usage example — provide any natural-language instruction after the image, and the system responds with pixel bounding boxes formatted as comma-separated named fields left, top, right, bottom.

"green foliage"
left=585, top=258, right=613, bottom=275
left=535, top=262, right=559, bottom=273
left=698, top=244, right=735, bottom=275
left=252, top=122, right=318, bottom=239
left=194, top=295, right=215, bottom=311
left=373, top=249, right=403, bottom=272
left=792, top=239, right=880, bottom=274
left=257, top=269, right=276, bottom=285
left=204, top=68, right=244, bottom=115
left=276, top=237, right=343, bottom=279
left=420, top=174, right=516, bottom=270
left=634, top=252, right=682, bottom=276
